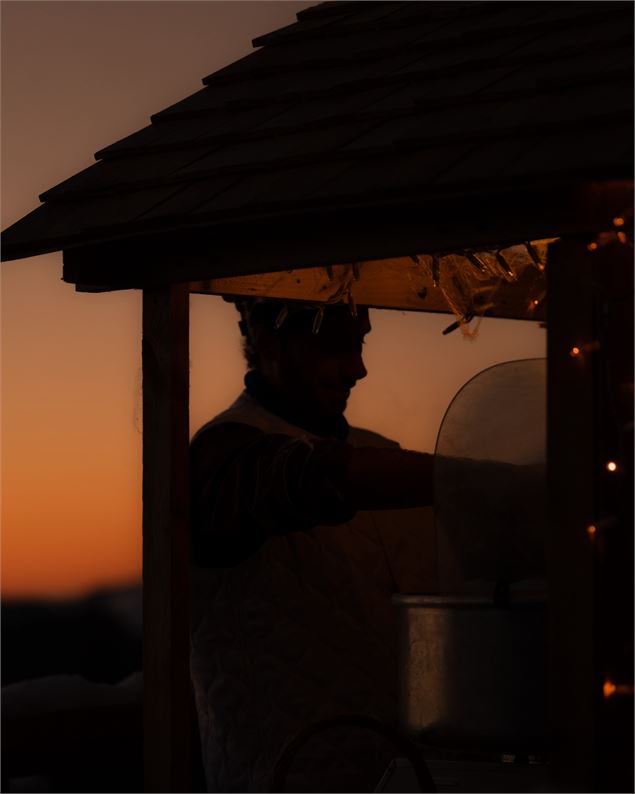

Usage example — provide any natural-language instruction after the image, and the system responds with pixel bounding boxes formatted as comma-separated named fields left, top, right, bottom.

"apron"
left=190, top=392, right=436, bottom=792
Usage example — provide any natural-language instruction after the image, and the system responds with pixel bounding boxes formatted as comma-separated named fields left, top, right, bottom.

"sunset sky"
left=1, top=1, right=546, bottom=599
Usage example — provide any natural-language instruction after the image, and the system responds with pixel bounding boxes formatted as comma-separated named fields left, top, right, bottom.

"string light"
left=274, top=305, right=288, bottom=330
left=524, top=240, right=542, bottom=269
left=442, top=312, right=474, bottom=336
left=312, top=305, right=324, bottom=335
left=604, top=679, right=617, bottom=698
left=603, top=679, right=635, bottom=699
left=569, top=341, right=600, bottom=357
left=348, top=289, right=357, bottom=317
left=466, top=251, right=487, bottom=274
left=587, top=516, right=618, bottom=538
left=404, top=239, right=550, bottom=332
left=606, top=461, right=618, bottom=473
left=495, top=250, right=516, bottom=281
left=587, top=220, right=634, bottom=251
left=431, top=254, right=440, bottom=287
left=527, top=296, right=543, bottom=314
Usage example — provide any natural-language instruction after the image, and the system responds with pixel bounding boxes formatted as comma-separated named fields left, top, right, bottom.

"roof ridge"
left=203, top=4, right=631, bottom=88
left=297, top=1, right=390, bottom=21
left=249, top=1, right=619, bottom=49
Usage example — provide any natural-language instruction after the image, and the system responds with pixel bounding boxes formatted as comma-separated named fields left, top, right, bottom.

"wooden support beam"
left=142, top=284, right=191, bottom=793
left=188, top=252, right=547, bottom=322
left=547, top=237, right=597, bottom=790
left=587, top=237, right=634, bottom=792
left=63, top=181, right=632, bottom=292
left=545, top=231, right=635, bottom=789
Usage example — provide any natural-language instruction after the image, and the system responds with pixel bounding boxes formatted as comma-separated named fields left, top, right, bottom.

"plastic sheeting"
left=434, top=358, right=547, bottom=596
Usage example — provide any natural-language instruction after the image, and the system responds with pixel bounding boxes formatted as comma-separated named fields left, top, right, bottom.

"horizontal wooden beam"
left=189, top=252, right=547, bottom=322
left=63, top=181, right=632, bottom=293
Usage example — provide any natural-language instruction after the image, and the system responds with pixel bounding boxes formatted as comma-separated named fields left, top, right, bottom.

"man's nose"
left=344, top=351, right=368, bottom=384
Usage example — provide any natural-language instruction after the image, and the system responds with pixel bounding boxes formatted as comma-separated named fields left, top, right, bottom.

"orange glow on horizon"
left=2, top=439, right=143, bottom=598
left=2, top=284, right=547, bottom=599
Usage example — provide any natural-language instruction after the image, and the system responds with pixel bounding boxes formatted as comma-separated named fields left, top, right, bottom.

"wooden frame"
left=134, top=187, right=632, bottom=792
left=63, top=182, right=632, bottom=292
left=547, top=236, right=634, bottom=791
left=142, top=284, right=192, bottom=792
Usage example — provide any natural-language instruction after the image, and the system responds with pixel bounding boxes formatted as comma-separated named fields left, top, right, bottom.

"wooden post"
left=547, top=237, right=597, bottom=790
left=142, top=284, right=191, bottom=793
left=547, top=234, right=634, bottom=791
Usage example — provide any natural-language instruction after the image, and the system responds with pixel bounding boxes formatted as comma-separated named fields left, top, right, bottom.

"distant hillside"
left=1, top=583, right=142, bottom=686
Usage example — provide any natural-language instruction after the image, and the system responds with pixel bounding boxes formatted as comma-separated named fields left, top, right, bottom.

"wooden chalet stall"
left=2, top=2, right=633, bottom=791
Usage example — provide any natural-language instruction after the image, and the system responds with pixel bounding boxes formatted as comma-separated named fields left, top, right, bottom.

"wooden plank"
left=142, top=284, right=191, bottom=793
left=548, top=233, right=633, bottom=791
left=588, top=238, right=634, bottom=793
left=60, top=181, right=633, bottom=291
left=547, top=233, right=635, bottom=790
left=189, top=250, right=547, bottom=322
left=59, top=180, right=633, bottom=289
left=546, top=238, right=598, bottom=790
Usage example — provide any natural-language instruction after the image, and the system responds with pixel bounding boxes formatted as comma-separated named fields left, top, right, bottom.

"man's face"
left=263, top=305, right=371, bottom=418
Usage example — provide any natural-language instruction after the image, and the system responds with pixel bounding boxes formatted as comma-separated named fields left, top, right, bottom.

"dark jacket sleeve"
left=190, top=422, right=356, bottom=567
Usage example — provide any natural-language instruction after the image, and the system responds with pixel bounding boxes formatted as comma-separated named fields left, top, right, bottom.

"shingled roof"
left=2, top=0, right=633, bottom=291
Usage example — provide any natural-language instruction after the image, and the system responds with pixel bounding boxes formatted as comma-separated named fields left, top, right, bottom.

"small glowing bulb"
left=613, top=217, right=625, bottom=227
left=587, top=241, right=598, bottom=252
left=533, top=299, right=540, bottom=306
left=586, top=524, right=597, bottom=538
left=570, top=346, right=581, bottom=357
left=606, top=461, right=618, bottom=473
left=603, top=679, right=617, bottom=698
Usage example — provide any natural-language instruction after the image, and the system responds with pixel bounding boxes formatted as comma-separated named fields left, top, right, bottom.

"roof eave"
left=54, top=179, right=632, bottom=293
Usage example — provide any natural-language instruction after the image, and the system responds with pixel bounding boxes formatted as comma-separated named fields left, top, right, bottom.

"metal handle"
left=268, top=713, right=436, bottom=792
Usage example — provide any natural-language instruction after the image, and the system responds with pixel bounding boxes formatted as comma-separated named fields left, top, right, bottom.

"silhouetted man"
left=189, top=299, right=439, bottom=792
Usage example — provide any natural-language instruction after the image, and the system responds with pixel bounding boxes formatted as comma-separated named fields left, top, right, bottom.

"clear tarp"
left=434, top=358, right=547, bottom=596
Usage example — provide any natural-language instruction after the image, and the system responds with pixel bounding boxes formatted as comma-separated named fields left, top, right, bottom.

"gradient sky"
left=1, top=1, right=546, bottom=599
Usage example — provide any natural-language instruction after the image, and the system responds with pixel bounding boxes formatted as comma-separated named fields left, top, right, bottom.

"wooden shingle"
left=2, top=1, right=632, bottom=276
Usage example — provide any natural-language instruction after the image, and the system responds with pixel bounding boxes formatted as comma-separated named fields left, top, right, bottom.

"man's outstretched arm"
left=190, top=423, right=435, bottom=567
left=345, top=446, right=435, bottom=510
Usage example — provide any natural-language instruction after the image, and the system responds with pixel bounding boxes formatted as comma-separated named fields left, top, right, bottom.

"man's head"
left=237, top=299, right=371, bottom=419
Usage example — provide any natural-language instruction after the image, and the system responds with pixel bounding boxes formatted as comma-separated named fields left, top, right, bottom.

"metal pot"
left=393, top=594, right=547, bottom=750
